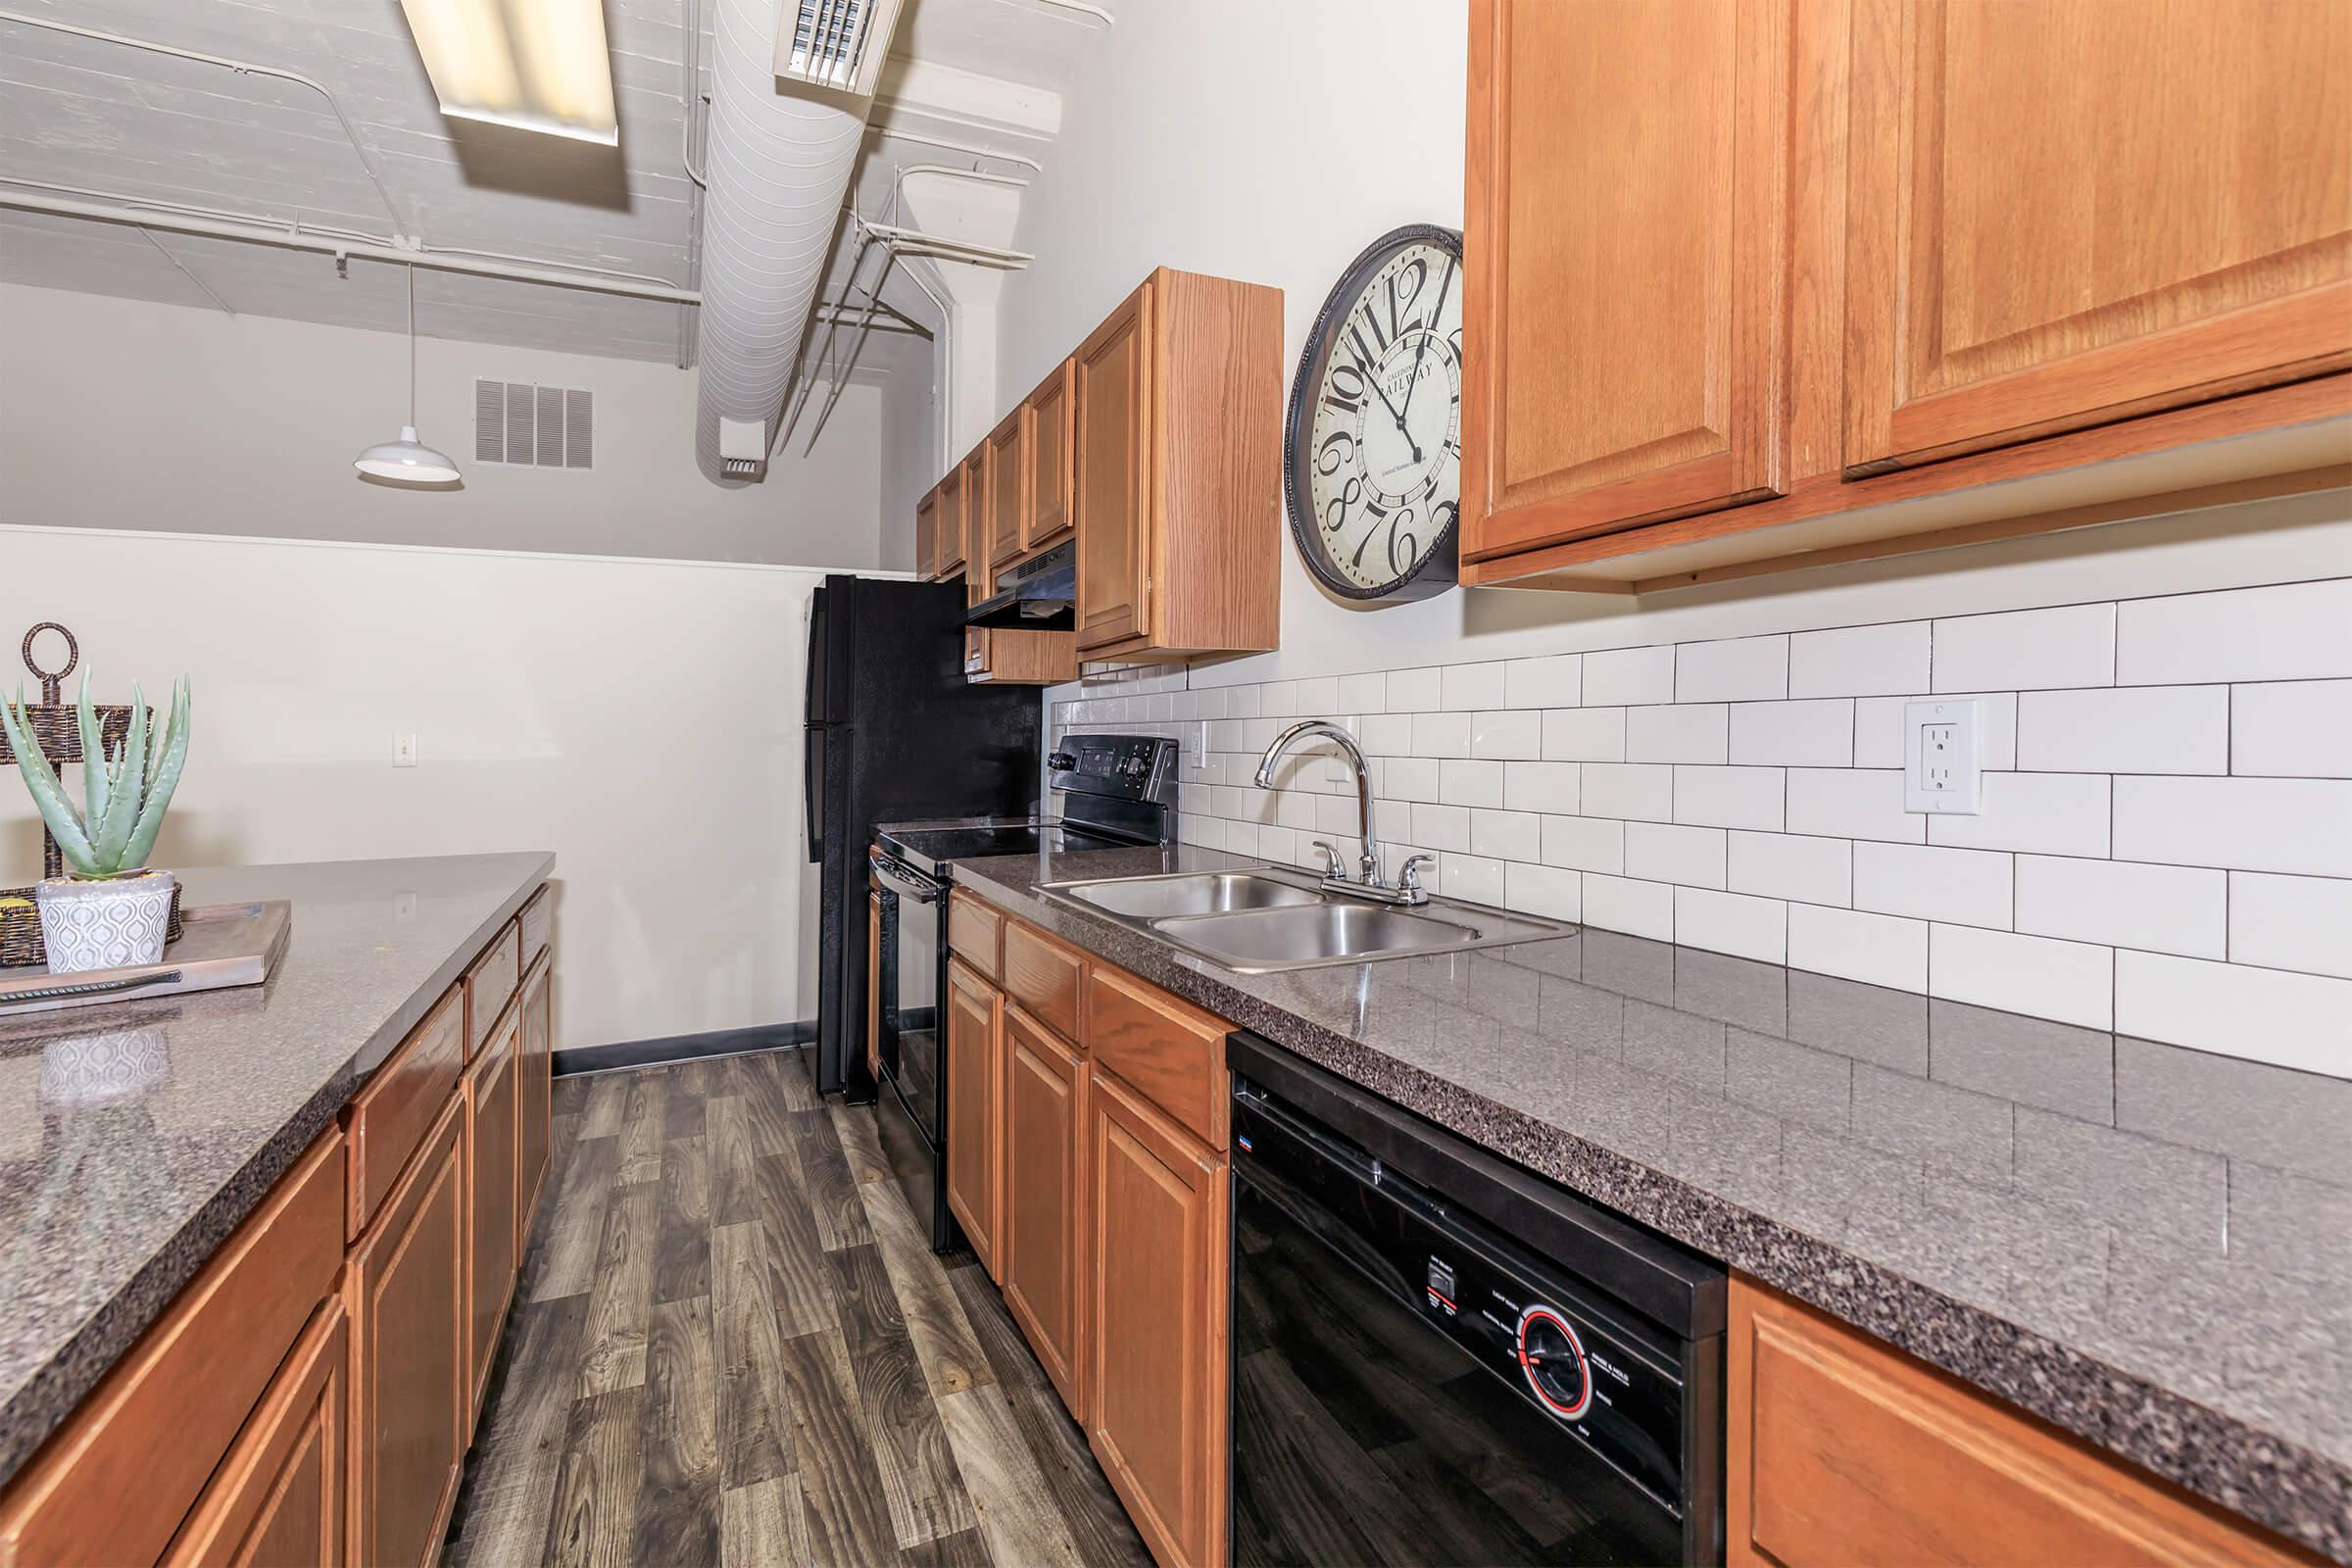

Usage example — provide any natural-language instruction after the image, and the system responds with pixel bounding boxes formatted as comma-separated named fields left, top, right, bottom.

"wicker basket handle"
left=21, top=622, right=76, bottom=706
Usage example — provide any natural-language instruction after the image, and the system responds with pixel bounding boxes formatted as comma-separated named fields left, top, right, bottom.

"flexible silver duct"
left=693, top=0, right=875, bottom=483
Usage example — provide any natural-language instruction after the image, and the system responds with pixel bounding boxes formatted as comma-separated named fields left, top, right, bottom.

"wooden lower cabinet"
left=517, top=954, right=553, bottom=1235
left=164, top=1298, right=348, bottom=1567
left=346, top=1095, right=467, bottom=1568
left=1729, top=1277, right=2313, bottom=1567
left=1001, top=1003, right=1088, bottom=1420
left=1088, top=1066, right=1230, bottom=1568
left=866, top=886, right=885, bottom=1084
left=465, top=1006, right=521, bottom=1428
left=944, top=956, right=1004, bottom=1276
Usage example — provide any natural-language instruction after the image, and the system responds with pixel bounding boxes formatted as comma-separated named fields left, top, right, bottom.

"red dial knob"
left=1516, top=1304, right=1592, bottom=1421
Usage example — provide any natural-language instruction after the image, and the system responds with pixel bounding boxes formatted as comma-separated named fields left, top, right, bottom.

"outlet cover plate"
left=1904, top=699, right=1981, bottom=814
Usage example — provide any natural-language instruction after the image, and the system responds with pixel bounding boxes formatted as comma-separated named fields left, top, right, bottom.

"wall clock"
left=1284, top=222, right=1465, bottom=603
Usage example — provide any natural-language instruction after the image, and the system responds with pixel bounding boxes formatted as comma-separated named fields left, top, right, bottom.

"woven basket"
left=0, top=881, right=185, bottom=968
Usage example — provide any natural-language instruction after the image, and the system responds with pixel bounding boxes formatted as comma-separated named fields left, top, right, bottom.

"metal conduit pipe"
left=692, top=0, right=874, bottom=482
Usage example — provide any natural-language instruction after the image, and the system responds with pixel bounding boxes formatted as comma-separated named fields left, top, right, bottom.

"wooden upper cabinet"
left=1462, top=0, right=1791, bottom=559
left=944, top=957, right=1003, bottom=1276
left=1075, top=279, right=1154, bottom=652
left=1025, top=360, right=1076, bottom=551
left=1844, top=0, right=2352, bottom=474
left=936, top=465, right=966, bottom=578
left=915, top=485, right=941, bottom=580
left=988, top=407, right=1028, bottom=566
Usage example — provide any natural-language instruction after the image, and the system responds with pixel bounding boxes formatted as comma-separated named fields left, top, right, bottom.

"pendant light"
left=354, top=266, right=462, bottom=484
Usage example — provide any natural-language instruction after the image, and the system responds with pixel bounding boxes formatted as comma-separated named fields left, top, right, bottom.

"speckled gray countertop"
left=953, top=844, right=2351, bottom=1561
left=0, top=852, right=552, bottom=1488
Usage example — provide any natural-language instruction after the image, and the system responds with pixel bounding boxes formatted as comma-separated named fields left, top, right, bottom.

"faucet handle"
left=1309, top=840, right=1348, bottom=880
left=1396, top=854, right=1436, bottom=898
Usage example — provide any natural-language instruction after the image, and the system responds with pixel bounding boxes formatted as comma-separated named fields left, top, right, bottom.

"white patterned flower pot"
left=34, top=870, right=175, bottom=973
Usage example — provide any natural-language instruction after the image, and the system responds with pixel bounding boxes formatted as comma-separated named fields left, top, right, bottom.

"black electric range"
left=867, top=733, right=1181, bottom=1250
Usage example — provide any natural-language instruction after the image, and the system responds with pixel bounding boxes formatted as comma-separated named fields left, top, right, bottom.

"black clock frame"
left=1283, top=221, right=1466, bottom=605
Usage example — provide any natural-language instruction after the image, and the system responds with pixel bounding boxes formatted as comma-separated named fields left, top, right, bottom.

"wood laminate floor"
left=444, top=1050, right=1152, bottom=1568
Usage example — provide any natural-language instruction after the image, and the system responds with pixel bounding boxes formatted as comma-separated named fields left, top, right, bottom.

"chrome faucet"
left=1253, top=718, right=1428, bottom=906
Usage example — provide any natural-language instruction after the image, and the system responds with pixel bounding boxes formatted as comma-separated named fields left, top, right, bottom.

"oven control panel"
left=1050, top=733, right=1177, bottom=803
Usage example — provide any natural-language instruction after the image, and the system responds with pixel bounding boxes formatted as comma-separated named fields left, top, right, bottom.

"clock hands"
left=1360, top=352, right=1424, bottom=466
left=1397, top=253, right=1455, bottom=435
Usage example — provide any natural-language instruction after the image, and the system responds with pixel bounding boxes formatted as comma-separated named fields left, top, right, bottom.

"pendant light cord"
left=407, top=264, right=416, bottom=427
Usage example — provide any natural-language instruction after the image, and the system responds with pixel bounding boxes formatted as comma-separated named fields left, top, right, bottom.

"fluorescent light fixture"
left=399, top=0, right=618, bottom=145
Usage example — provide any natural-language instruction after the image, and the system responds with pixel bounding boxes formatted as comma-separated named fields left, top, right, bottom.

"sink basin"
left=1062, top=871, right=1324, bottom=919
left=1036, top=863, right=1575, bottom=973
left=1153, top=902, right=1483, bottom=968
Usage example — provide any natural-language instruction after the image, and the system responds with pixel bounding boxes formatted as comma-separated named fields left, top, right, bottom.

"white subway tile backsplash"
left=1855, top=692, right=2016, bottom=769
left=2232, top=679, right=2352, bottom=777
left=1930, top=924, right=2113, bottom=1031
left=2016, top=686, right=2228, bottom=775
left=2230, top=873, right=2352, bottom=980
left=1928, top=771, right=2109, bottom=858
left=2113, top=775, right=2352, bottom=877
left=2117, top=579, right=2352, bottom=685
left=1584, top=645, right=1675, bottom=707
left=1934, top=603, right=2116, bottom=692
left=1472, top=710, right=1543, bottom=760
left=1729, top=831, right=1852, bottom=907
left=1226, top=685, right=1262, bottom=718
left=1583, top=763, right=1675, bottom=822
left=1675, top=887, right=1788, bottom=964
left=1853, top=842, right=2013, bottom=929
left=1789, top=621, right=1931, bottom=698
left=1544, top=707, right=1628, bottom=761
left=1625, top=822, right=1728, bottom=888
left=1730, top=700, right=1855, bottom=767
left=1505, top=860, right=1580, bottom=920
left=1788, top=904, right=1927, bottom=992
left=1223, top=820, right=1259, bottom=857
left=1359, top=712, right=1414, bottom=757
left=1787, top=768, right=1922, bottom=843
left=1386, top=756, right=1441, bottom=803
left=1442, top=662, right=1507, bottom=710
left=1387, top=666, right=1442, bottom=712
left=1677, top=635, right=1788, bottom=702
left=1543, top=814, right=1625, bottom=874
left=2115, top=951, right=2352, bottom=1079
left=1293, top=676, right=1339, bottom=714
left=1257, top=824, right=1297, bottom=865
left=1471, top=808, right=1544, bottom=862
left=1582, top=873, right=1676, bottom=941
left=1505, top=654, right=1583, bottom=710
left=1411, top=710, right=1471, bottom=758
left=1439, top=758, right=1505, bottom=808
left=1410, top=802, right=1471, bottom=851
left=1316, top=793, right=1365, bottom=836
left=1503, top=760, right=1580, bottom=813
left=1627, top=704, right=1728, bottom=763
left=1336, top=671, right=1388, bottom=714
left=1672, top=765, right=1784, bottom=831
left=1443, top=854, right=1505, bottom=906
left=2015, top=856, right=2226, bottom=959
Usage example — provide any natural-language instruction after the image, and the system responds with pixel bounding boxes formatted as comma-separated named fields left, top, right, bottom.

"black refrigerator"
left=804, top=575, right=1042, bottom=1099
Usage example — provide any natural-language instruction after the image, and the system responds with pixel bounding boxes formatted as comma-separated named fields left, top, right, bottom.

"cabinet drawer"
left=1004, top=920, right=1084, bottom=1042
left=463, top=919, right=521, bottom=1056
left=345, top=986, right=465, bottom=1240
left=517, top=883, right=552, bottom=970
left=0, top=1130, right=345, bottom=1568
left=1085, top=964, right=1226, bottom=1150
left=1730, top=1278, right=2309, bottom=1567
left=949, top=892, right=1004, bottom=982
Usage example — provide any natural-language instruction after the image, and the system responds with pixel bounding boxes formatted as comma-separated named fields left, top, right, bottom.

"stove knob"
left=1048, top=751, right=1077, bottom=772
left=1516, top=1304, right=1592, bottom=1421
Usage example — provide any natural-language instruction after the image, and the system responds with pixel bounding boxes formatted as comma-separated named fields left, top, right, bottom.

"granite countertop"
left=953, top=844, right=2351, bottom=1561
left=0, top=852, right=552, bottom=1488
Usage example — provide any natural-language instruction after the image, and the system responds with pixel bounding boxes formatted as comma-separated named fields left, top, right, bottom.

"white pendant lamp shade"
left=356, top=268, right=461, bottom=485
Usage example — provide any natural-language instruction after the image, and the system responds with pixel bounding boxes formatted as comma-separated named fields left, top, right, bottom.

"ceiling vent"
left=475, top=379, right=593, bottom=469
left=774, top=0, right=907, bottom=96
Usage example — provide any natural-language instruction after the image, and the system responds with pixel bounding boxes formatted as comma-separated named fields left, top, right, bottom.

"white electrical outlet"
left=393, top=732, right=418, bottom=767
left=1904, top=700, right=1981, bottom=813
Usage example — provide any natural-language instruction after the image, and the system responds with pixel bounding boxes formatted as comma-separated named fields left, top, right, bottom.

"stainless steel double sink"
left=1034, top=866, right=1574, bottom=974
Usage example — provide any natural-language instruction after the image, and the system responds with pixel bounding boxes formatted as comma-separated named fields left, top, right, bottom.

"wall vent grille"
left=474, top=379, right=593, bottom=469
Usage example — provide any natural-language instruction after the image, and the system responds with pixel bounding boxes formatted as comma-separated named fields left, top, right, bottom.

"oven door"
left=868, top=849, right=947, bottom=1143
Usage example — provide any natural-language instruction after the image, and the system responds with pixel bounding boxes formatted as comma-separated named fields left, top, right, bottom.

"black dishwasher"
left=1228, top=1033, right=1726, bottom=1567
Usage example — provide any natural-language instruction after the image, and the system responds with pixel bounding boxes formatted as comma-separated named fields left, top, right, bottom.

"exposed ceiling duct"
left=695, top=0, right=900, bottom=483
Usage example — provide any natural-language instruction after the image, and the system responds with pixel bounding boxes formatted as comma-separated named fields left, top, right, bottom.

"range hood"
left=966, top=542, right=1075, bottom=631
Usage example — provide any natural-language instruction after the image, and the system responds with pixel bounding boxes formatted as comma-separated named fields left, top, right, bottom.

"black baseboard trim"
left=553, top=1020, right=815, bottom=1078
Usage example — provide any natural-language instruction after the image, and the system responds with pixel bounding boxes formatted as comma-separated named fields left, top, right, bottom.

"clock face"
left=1286, top=225, right=1464, bottom=602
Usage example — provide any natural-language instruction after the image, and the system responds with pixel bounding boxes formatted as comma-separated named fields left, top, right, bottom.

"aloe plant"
left=1, top=673, right=191, bottom=880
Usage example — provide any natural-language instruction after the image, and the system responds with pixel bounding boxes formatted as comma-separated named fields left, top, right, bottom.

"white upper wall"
left=0, top=283, right=891, bottom=568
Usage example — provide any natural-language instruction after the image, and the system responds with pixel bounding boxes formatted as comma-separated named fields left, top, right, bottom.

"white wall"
left=0, top=524, right=824, bottom=1052
left=0, top=284, right=889, bottom=568
left=1008, top=0, right=2352, bottom=1067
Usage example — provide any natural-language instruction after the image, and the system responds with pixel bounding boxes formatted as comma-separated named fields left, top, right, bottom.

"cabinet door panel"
left=937, top=468, right=966, bottom=577
left=1026, top=361, right=1076, bottom=549
left=164, top=1298, right=347, bottom=1568
left=517, top=956, right=552, bottom=1238
left=1002, top=1004, right=1086, bottom=1421
left=1089, top=1068, right=1227, bottom=1568
left=1074, top=281, right=1154, bottom=651
left=944, top=958, right=1002, bottom=1274
left=916, top=487, right=940, bottom=580
left=1463, top=0, right=1790, bottom=558
left=465, top=1011, right=520, bottom=1427
left=989, top=410, right=1027, bottom=566
left=1844, top=0, right=2352, bottom=472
